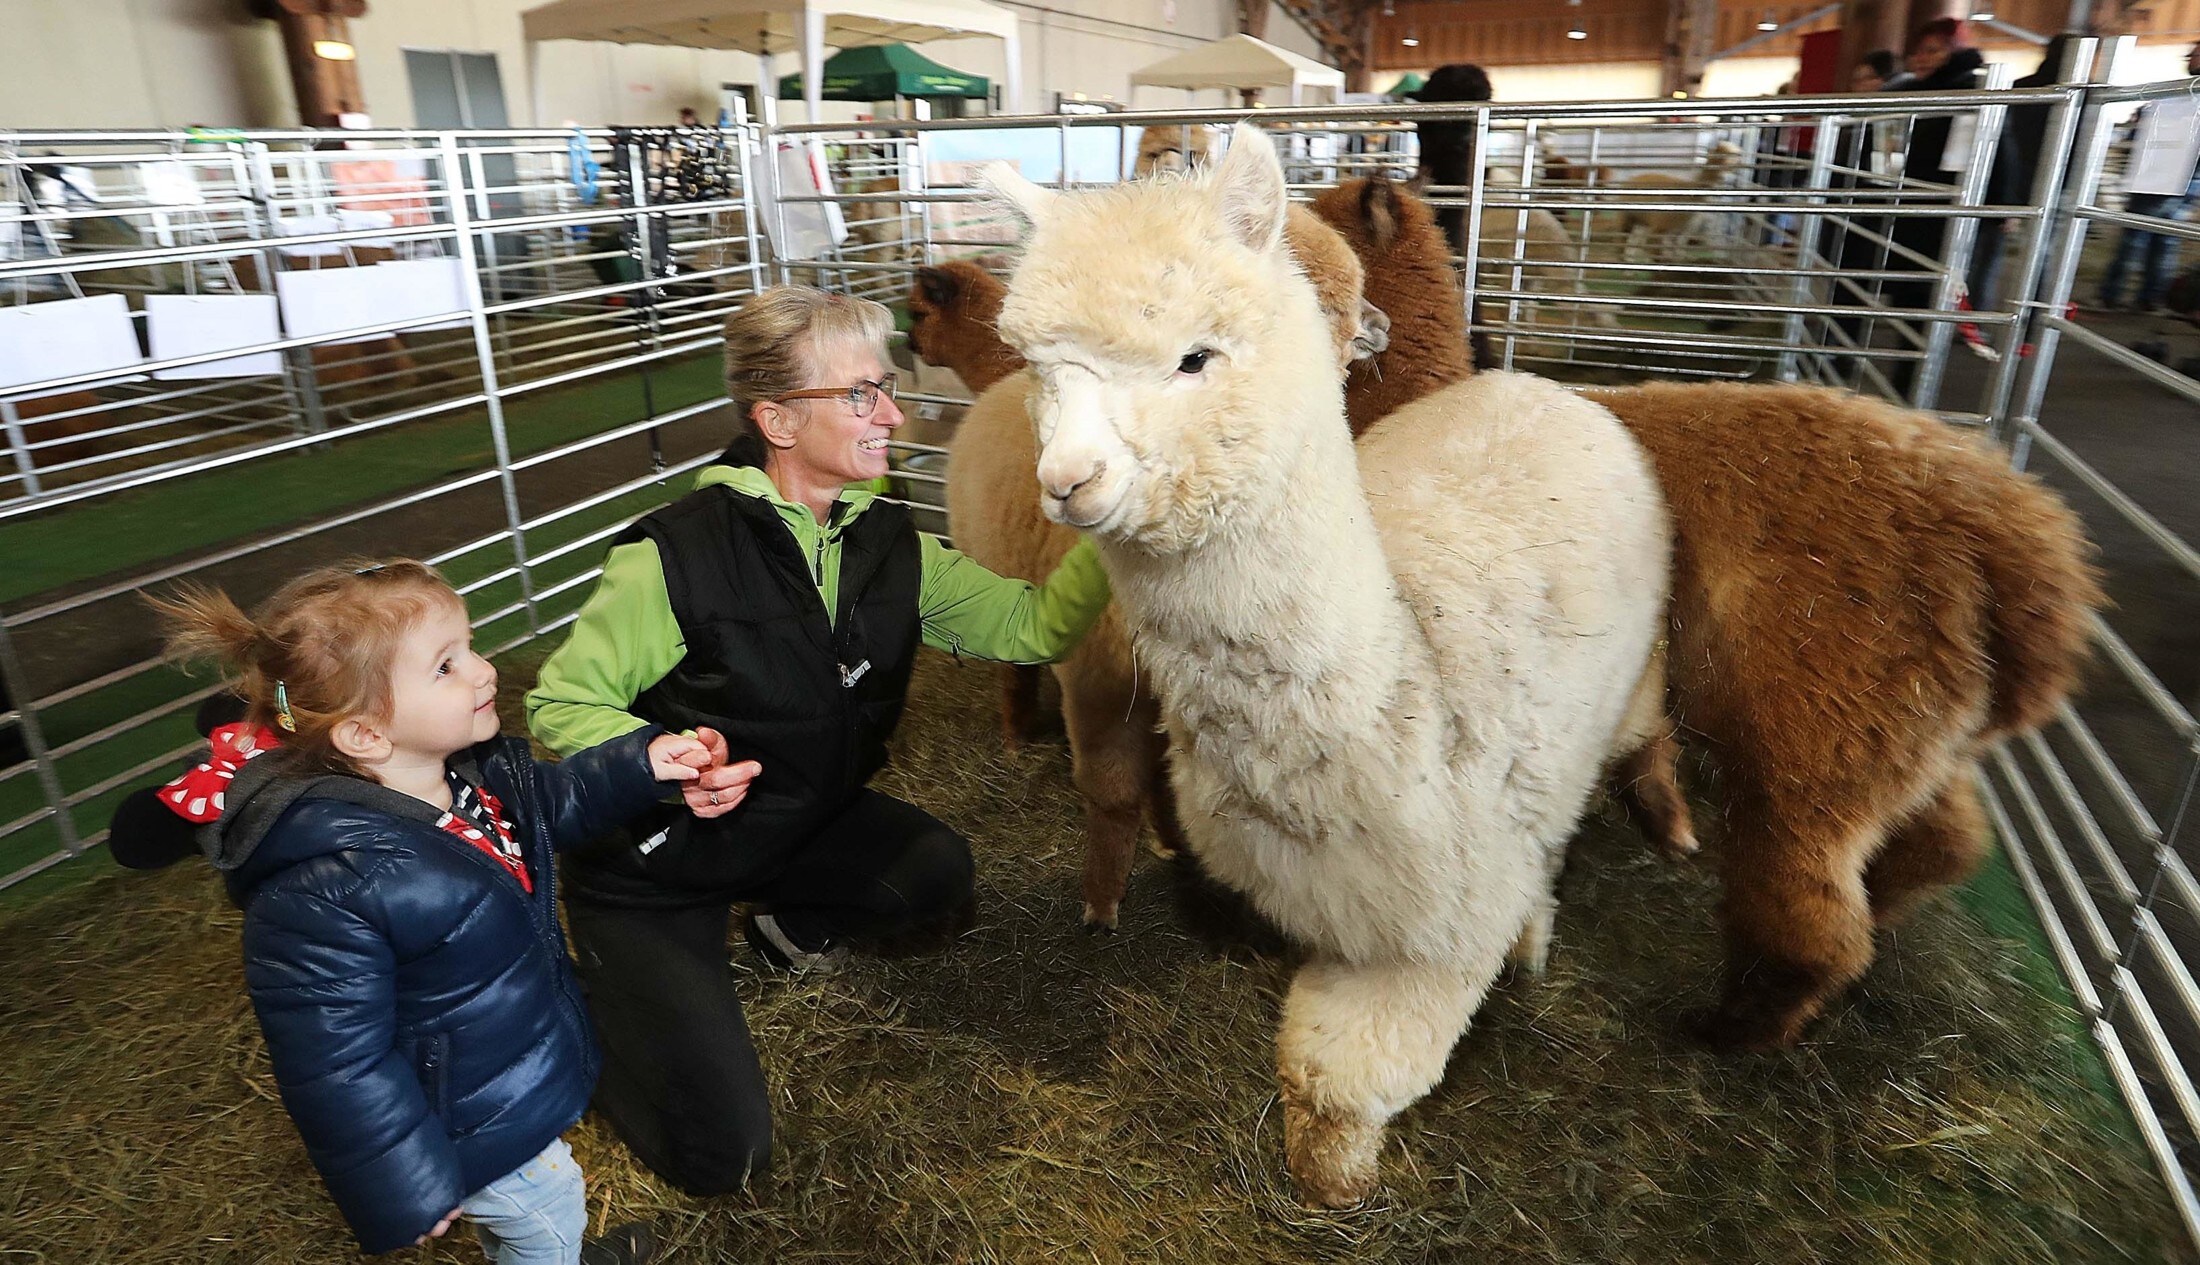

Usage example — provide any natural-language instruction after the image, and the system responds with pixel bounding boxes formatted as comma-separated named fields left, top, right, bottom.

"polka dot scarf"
left=440, top=771, right=530, bottom=892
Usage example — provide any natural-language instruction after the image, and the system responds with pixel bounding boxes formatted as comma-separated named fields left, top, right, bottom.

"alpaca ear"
left=1213, top=122, right=1287, bottom=254
left=914, top=266, right=959, bottom=310
left=1353, top=298, right=1391, bottom=360
left=981, top=163, right=1056, bottom=233
left=1359, top=176, right=1399, bottom=251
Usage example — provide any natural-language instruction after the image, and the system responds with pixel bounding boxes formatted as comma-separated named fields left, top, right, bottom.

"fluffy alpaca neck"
left=1105, top=402, right=1427, bottom=744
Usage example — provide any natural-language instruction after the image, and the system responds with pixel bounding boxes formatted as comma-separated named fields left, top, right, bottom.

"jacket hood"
left=201, top=745, right=494, bottom=896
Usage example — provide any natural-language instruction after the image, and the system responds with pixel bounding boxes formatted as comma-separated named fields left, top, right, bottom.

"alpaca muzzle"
left=1038, top=455, right=1115, bottom=528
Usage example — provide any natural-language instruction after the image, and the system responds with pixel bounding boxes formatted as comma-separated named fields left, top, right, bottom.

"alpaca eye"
left=1176, top=349, right=1211, bottom=375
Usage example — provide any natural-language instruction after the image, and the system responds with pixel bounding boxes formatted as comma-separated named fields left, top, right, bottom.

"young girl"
left=153, top=560, right=737, bottom=1263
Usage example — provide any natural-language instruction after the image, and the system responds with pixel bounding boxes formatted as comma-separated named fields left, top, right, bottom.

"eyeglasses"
left=772, top=374, right=898, bottom=419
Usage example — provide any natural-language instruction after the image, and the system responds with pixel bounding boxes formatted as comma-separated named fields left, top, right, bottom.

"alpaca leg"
left=1616, top=734, right=1694, bottom=860
left=1710, top=799, right=1880, bottom=1052
left=1610, top=646, right=1697, bottom=858
left=1142, top=717, right=1187, bottom=860
left=998, top=664, right=1043, bottom=749
left=1065, top=683, right=1145, bottom=932
left=1866, top=770, right=1989, bottom=929
left=1277, top=956, right=1495, bottom=1208
left=1508, top=846, right=1565, bottom=977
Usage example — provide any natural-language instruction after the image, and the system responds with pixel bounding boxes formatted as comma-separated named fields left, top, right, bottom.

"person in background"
left=1887, top=18, right=2022, bottom=368
left=2098, top=40, right=2200, bottom=312
left=677, top=107, right=702, bottom=128
left=1852, top=49, right=1900, bottom=93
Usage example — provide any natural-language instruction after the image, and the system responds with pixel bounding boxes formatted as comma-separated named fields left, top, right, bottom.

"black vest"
left=562, top=482, right=922, bottom=907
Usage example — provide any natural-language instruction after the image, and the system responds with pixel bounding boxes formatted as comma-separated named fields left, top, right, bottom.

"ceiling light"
left=312, top=39, right=357, bottom=61
left=1972, top=5, right=1995, bottom=18
left=1567, top=24, right=1587, bottom=39
left=1402, top=31, right=1420, bottom=46
left=1757, top=10, right=1780, bottom=31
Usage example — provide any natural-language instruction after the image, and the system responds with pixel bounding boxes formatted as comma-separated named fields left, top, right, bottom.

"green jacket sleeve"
left=523, top=541, right=688, bottom=758
left=917, top=534, right=1112, bottom=665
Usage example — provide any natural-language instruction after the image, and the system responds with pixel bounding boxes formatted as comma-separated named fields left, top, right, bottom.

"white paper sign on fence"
left=363, top=258, right=471, bottom=331
left=275, top=265, right=383, bottom=339
left=146, top=294, right=283, bottom=380
left=276, top=258, right=470, bottom=340
left=766, top=141, right=849, bottom=262
left=0, top=295, right=146, bottom=395
left=2129, top=96, right=2200, bottom=196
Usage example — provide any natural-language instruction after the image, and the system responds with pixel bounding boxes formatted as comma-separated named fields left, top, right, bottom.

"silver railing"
left=1, top=80, right=2196, bottom=1248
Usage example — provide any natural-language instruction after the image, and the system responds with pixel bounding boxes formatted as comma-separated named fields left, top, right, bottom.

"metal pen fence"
left=3, top=77, right=2198, bottom=1248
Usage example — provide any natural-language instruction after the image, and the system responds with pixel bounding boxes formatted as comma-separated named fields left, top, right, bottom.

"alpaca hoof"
left=1659, top=827, right=1700, bottom=861
left=1081, top=902, right=1120, bottom=933
left=1282, top=1092, right=1383, bottom=1210
left=1508, top=919, right=1554, bottom=978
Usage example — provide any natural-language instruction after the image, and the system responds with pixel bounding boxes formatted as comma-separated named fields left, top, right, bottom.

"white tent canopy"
left=519, top=0, right=1024, bottom=122
left=1129, top=33, right=1343, bottom=102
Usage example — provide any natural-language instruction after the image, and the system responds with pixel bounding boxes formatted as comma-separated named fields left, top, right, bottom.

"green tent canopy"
left=777, top=44, right=989, bottom=101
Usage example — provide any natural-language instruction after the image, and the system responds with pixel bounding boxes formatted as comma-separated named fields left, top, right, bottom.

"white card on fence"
left=766, top=141, right=848, bottom=262
left=276, top=265, right=383, bottom=339
left=2129, top=96, right=2200, bottom=196
left=146, top=294, right=282, bottom=380
left=0, top=294, right=145, bottom=396
left=364, top=258, right=471, bottom=331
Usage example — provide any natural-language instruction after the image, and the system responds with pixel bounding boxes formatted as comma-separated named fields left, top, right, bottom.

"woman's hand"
left=680, top=727, right=761, bottom=820
left=646, top=732, right=715, bottom=784
left=416, top=1206, right=463, bottom=1245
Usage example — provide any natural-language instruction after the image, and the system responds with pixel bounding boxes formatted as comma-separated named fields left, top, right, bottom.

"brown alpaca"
left=1314, top=174, right=2103, bottom=1049
left=1309, top=177, right=1476, bottom=436
left=918, top=210, right=1378, bottom=928
left=908, top=259, right=1024, bottom=396
left=1615, top=141, right=1742, bottom=258
left=1133, top=124, right=1217, bottom=179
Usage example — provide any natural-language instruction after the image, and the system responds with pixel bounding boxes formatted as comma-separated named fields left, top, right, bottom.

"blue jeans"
left=462, top=1137, right=588, bottom=1265
left=2100, top=184, right=2197, bottom=308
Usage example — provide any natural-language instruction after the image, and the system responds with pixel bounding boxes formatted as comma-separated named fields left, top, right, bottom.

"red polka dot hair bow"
left=158, top=722, right=283, bottom=823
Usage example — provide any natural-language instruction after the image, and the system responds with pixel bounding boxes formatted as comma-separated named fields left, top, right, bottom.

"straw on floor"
left=0, top=648, right=2185, bottom=1263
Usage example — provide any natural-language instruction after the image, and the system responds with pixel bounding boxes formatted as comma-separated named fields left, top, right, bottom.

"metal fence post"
left=1462, top=108, right=1489, bottom=370
left=237, top=140, right=330, bottom=440
left=0, top=399, right=39, bottom=497
left=438, top=133, right=541, bottom=638
left=2006, top=76, right=2115, bottom=463
left=0, top=618, right=78, bottom=859
left=1911, top=89, right=2007, bottom=411
left=1778, top=115, right=1839, bottom=383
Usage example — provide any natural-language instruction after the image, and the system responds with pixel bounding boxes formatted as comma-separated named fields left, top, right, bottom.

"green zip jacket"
left=525, top=464, right=1110, bottom=756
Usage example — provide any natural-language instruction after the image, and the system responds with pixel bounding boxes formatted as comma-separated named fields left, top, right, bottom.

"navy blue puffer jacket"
left=205, top=727, right=664, bottom=1254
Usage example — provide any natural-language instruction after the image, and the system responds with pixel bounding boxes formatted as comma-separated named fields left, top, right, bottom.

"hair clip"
left=274, top=681, right=298, bottom=732
left=354, top=563, right=387, bottom=576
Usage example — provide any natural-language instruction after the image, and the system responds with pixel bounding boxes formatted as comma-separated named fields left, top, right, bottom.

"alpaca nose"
left=1042, top=459, right=1105, bottom=504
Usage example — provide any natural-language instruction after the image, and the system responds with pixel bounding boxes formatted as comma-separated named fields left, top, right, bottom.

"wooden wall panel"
left=1366, top=0, right=2200, bottom=73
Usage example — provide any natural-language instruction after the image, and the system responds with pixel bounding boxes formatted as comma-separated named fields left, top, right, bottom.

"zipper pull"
left=839, top=659, right=871, bottom=688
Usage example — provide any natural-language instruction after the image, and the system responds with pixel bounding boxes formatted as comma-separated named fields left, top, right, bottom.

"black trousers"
left=565, top=789, right=975, bottom=1196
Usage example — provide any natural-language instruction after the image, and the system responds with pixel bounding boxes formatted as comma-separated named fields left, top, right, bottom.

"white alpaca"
left=986, top=125, right=1673, bottom=1207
